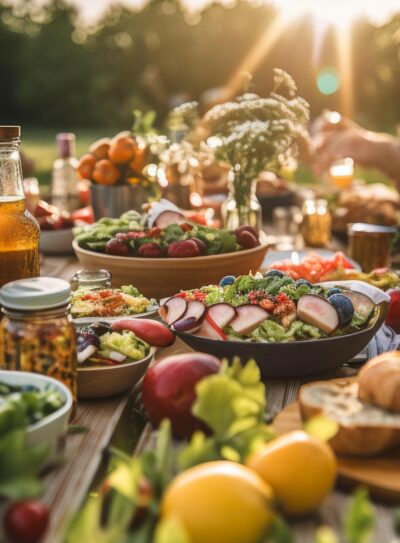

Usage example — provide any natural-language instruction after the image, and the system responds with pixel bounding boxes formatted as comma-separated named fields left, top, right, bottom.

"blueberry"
left=219, top=275, right=236, bottom=287
left=329, top=294, right=354, bottom=327
left=327, top=288, right=342, bottom=297
left=295, top=279, right=312, bottom=288
left=265, top=269, right=285, bottom=278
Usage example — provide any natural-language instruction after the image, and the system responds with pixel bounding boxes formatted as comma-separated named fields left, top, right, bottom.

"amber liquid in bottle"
left=0, top=128, right=40, bottom=288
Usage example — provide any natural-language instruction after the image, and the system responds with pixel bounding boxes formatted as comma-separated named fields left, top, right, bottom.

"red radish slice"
left=159, top=297, right=187, bottom=325
left=155, top=210, right=185, bottom=229
left=196, top=314, right=227, bottom=340
left=207, top=303, right=237, bottom=329
left=173, top=301, right=206, bottom=333
left=297, top=294, right=339, bottom=334
left=229, top=304, right=268, bottom=335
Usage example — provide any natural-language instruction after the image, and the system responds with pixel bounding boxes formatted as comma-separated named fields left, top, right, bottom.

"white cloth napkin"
left=318, top=280, right=391, bottom=304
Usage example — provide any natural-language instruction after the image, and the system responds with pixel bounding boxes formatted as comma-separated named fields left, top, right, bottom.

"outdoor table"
left=40, top=254, right=397, bottom=543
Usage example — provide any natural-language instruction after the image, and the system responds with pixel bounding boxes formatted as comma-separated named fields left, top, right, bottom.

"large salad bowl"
left=176, top=302, right=387, bottom=379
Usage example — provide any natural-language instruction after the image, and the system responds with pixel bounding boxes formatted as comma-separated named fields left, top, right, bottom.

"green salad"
left=163, top=271, right=376, bottom=343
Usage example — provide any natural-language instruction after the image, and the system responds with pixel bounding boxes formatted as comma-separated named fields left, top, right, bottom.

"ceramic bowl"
left=40, top=228, right=74, bottom=255
left=0, top=370, right=73, bottom=446
left=176, top=303, right=388, bottom=379
left=77, top=347, right=155, bottom=399
left=72, top=234, right=269, bottom=299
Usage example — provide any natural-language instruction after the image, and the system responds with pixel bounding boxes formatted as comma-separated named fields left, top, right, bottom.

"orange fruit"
left=129, top=146, right=148, bottom=174
left=161, top=461, right=274, bottom=543
left=92, top=159, right=120, bottom=185
left=77, top=154, right=97, bottom=180
left=246, top=430, right=337, bottom=516
left=108, top=135, right=137, bottom=164
left=89, top=138, right=111, bottom=160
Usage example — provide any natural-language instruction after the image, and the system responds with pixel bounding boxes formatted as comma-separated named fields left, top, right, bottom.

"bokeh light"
left=317, top=67, right=340, bottom=95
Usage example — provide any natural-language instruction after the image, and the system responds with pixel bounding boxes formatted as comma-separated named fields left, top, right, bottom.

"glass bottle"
left=51, top=132, right=80, bottom=213
left=221, top=170, right=262, bottom=231
left=0, top=277, right=77, bottom=399
left=0, top=126, right=40, bottom=288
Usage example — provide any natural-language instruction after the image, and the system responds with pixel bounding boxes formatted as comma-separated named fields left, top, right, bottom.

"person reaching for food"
left=311, top=111, right=400, bottom=188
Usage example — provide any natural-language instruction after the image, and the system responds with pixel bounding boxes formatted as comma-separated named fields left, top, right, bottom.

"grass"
left=22, top=127, right=393, bottom=191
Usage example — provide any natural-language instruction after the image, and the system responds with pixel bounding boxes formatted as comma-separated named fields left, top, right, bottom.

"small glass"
left=347, top=223, right=396, bottom=272
left=70, top=269, right=112, bottom=291
left=23, top=177, right=40, bottom=214
left=301, top=199, right=332, bottom=247
left=329, top=157, right=354, bottom=190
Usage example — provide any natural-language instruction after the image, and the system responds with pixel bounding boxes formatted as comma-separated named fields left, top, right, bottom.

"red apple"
left=142, top=352, right=221, bottom=438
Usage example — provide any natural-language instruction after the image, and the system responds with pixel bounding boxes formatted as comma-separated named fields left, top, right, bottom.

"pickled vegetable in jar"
left=0, top=277, right=77, bottom=399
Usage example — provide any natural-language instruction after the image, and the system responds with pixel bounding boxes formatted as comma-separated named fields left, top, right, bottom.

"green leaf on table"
left=154, top=516, right=192, bottom=543
left=315, top=526, right=339, bottom=543
left=0, top=429, right=48, bottom=499
left=141, top=419, right=175, bottom=496
left=267, top=516, right=294, bottom=543
left=344, top=488, right=375, bottom=543
left=178, top=431, right=219, bottom=470
left=394, top=509, right=400, bottom=536
left=304, top=414, right=339, bottom=442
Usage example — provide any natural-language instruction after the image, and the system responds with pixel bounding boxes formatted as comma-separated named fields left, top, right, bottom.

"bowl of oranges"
left=77, top=131, right=161, bottom=220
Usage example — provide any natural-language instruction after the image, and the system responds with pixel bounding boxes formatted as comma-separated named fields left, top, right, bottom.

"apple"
left=142, top=352, right=221, bottom=438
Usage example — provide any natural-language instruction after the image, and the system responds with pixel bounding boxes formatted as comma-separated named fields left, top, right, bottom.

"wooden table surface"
left=41, top=254, right=397, bottom=543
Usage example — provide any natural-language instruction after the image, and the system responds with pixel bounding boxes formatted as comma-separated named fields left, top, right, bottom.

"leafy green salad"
left=167, top=271, right=376, bottom=343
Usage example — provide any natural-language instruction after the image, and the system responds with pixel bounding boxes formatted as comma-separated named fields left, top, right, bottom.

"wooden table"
left=41, top=255, right=397, bottom=543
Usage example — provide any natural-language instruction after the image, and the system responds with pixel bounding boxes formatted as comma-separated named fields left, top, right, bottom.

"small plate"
left=262, top=249, right=362, bottom=272
left=72, top=305, right=159, bottom=326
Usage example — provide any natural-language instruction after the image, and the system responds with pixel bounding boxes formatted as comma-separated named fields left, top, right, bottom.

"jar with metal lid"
left=70, top=269, right=112, bottom=291
left=347, top=223, right=397, bottom=272
left=0, top=277, right=77, bottom=399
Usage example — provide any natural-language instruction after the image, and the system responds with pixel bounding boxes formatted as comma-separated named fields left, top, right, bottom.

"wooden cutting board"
left=274, top=402, right=400, bottom=503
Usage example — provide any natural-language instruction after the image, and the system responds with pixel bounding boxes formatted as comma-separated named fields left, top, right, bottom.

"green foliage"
left=178, top=358, right=274, bottom=470
left=344, top=488, right=375, bottom=543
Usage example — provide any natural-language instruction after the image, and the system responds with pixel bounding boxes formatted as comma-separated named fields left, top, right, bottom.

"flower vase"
left=221, top=173, right=262, bottom=231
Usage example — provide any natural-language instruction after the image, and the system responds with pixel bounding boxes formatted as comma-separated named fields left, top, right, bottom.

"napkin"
left=318, top=280, right=391, bottom=304
left=367, top=323, right=400, bottom=358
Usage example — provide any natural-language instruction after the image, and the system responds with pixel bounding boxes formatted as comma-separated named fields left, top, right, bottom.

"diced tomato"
left=71, top=206, right=94, bottom=224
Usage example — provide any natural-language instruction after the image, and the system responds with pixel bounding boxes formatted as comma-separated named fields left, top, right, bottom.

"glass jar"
left=0, top=277, right=77, bottom=399
left=0, top=126, right=40, bottom=288
left=221, top=171, right=262, bottom=231
left=301, top=198, right=332, bottom=247
left=70, top=269, right=112, bottom=291
left=347, top=223, right=397, bottom=272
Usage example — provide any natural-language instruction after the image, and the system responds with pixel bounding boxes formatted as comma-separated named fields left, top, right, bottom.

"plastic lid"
left=0, top=277, right=71, bottom=311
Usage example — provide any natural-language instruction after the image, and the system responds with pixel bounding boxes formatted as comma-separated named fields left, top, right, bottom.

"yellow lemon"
left=246, top=430, right=337, bottom=516
left=161, top=461, right=274, bottom=543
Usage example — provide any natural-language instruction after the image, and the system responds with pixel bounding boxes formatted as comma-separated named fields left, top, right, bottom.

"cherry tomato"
left=4, top=500, right=50, bottom=543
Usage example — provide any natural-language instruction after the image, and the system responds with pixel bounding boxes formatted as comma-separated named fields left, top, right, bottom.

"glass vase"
left=221, top=172, right=262, bottom=231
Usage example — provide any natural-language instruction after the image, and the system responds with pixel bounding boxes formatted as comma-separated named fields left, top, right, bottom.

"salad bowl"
left=73, top=236, right=268, bottom=299
left=77, top=347, right=156, bottom=399
left=176, top=302, right=388, bottom=379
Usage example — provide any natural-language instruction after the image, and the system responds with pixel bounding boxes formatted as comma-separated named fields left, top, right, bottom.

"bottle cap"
left=57, top=133, right=76, bottom=158
left=0, top=277, right=71, bottom=311
left=0, top=126, right=21, bottom=140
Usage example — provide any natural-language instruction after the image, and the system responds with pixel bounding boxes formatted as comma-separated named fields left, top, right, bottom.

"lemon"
left=161, top=461, right=274, bottom=543
left=246, top=430, right=337, bottom=516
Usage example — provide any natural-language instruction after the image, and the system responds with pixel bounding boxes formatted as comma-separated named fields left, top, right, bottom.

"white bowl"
left=0, top=370, right=73, bottom=446
left=40, top=228, right=74, bottom=255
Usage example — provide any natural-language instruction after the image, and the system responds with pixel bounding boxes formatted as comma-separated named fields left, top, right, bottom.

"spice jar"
left=70, top=269, right=112, bottom=291
left=0, top=277, right=77, bottom=399
left=301, top=198, right=332, bottom=247
left=347, top=223, right=397, bottom=272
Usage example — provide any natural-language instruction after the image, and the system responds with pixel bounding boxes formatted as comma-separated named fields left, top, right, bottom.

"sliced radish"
left=297, top=294, right=339, bottom=334
left=159, top=297, right=187, bottom=325
left=207, top=303, right=237, bottom=329
left=77, top=344, right=98, bottom=364
left=229, top=304, right=268, bottom=335
left=108, top=351, right=127, bottom=363
left=340, top=290, right=375, bottom=321
left=196, top=314, right=227, bottom=340
left=155, top=210, right=185, bottom=229
left=173, top=301, right=206, bottom=333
